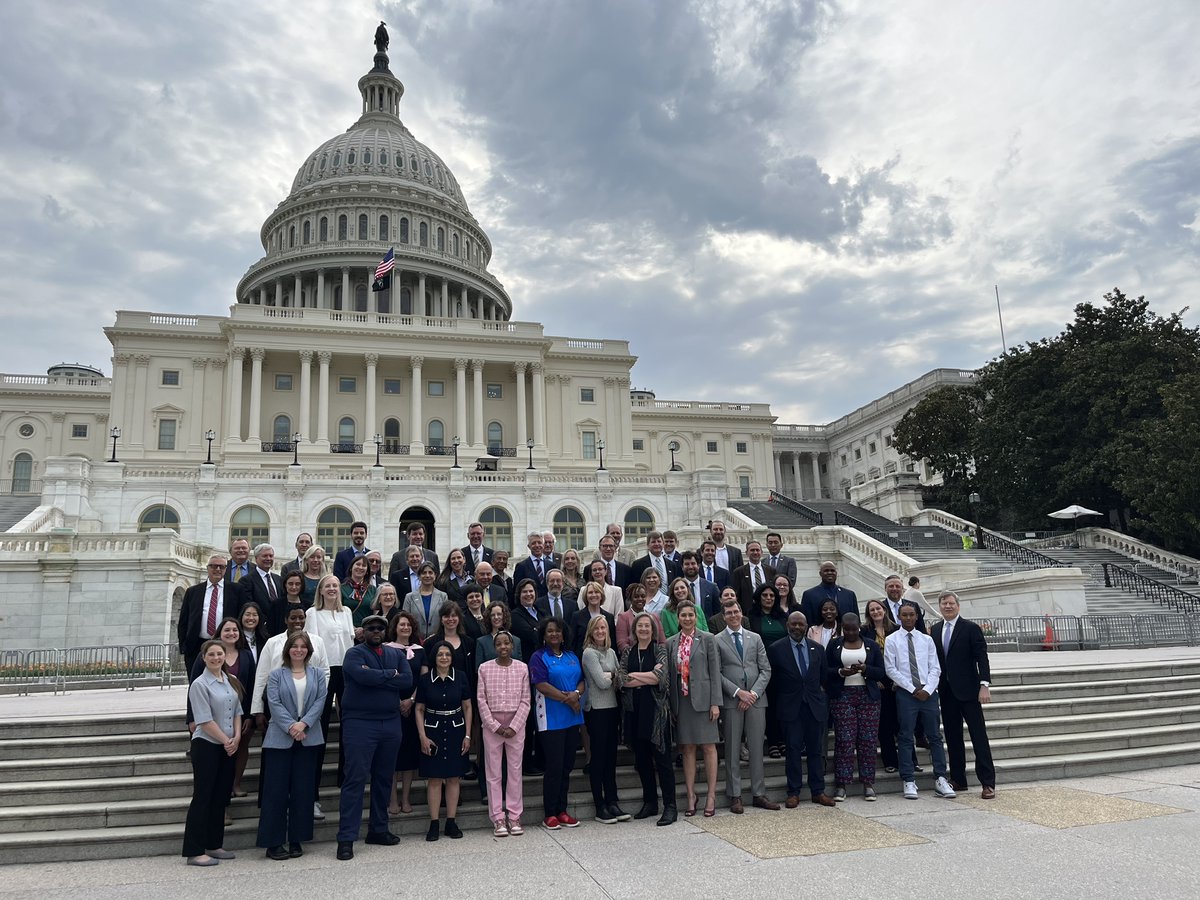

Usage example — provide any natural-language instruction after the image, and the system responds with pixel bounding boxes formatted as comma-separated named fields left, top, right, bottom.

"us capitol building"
left=0, top=34, right=972, bottom=648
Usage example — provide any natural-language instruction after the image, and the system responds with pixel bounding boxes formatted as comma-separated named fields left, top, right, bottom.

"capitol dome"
left=235, top=39, right=511, bottom=320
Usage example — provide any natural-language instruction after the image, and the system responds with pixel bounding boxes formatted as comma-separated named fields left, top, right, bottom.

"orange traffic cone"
left=1041, top=615, right=1056, bottom=651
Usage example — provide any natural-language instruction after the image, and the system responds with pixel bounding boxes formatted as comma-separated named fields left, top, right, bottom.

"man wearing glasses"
left=177, top=556, right=230, bottom=673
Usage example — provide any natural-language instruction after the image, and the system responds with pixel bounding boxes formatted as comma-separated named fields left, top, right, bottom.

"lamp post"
left=291, top=432, right=302, bottom=467
left=107, top=426, right=121, bottom=463
left=526, top=438, right=535, bottom=470
left=451, top=435, right=461, bottom=469
left=373, top=432, right=383, bottom=468
left=203, top=429, right=216, bottom=465
left=668, top=440, right=681, bottom=471
left=597, top=438, right=606, bottom=471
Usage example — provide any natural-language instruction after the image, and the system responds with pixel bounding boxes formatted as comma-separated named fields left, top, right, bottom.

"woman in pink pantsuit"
left=475, top=631, right=531, bottom=836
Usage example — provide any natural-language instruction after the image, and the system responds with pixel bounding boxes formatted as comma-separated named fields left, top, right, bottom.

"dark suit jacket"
left=280, top=557, right=304, bottom=577
left=496, top=574, right=515, bottom=607
left=681, top=578, right=722, bottom=619
left=799, top=585, right=859, bottom=630
left=931, top=617, right=991, bottom=702
left=715, top=545, right=743, bottom=572
left=461, top=544, right=494, bottom=575
left=224, top=561, right=252, bottom=590
left=510, top=600, right=552, bottom=662
left=513, top=557, right=559, bottom=597
left=824, top=637, right=886, bottom=702
left=177, top=579, right=234, bottom=661
left=630, top=554, right=682, bottom=585
left=388, top=566, right=422, bottom=598
left=731, top=563, right=777, bottom=612
left=887, top=598, right=928, bottom=634
left=333, top=546, right=371, bottom=580
left=238, top=569, right=289, bottom=636
left=569, top=608, right=615, bottom=658
left=593, top=558, right=633, bottom=592
left=765, top=554, right=798, bottom=586
left=767, top=635, right=828, bottom=723
left=387, top=548, right=438, bottom=578
left=698, top=563, right=732, bottom=592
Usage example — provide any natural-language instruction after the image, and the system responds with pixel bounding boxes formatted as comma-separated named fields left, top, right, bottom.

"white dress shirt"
left=883, top=625, right=941, bottom=695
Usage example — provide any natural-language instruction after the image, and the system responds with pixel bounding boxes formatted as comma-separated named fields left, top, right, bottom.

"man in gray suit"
left=764, top=532, right=797, bottom=587
left=714, top=598, right=778, bottom=813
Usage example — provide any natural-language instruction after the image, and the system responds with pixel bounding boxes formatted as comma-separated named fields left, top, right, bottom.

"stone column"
left=454, top=357, right=468, bottom=443
left=109, top=355, right=130, bottom=441
left=51, top=411, right=65, bottom=455
left=773, top=451, right=783, bottom=492
left=274, top=279, right=283, bottom=307
left=472, top=360, right=484, bottom=447
left=514, top=361, right=528, bottom=444
left=603, top=376, right=618, bottom=460
left=293, top=274, right=302, bottom=308
left=418, top=273, right=426, bottom=316
left=247, top=348, right=265, bottom=442
left=811, top=453, right=823, bottom=500
left=341, top=267, right=350, bottom=312
left=316, top=269, right=325, bottom=309
left=227, top=348, right=245, bottom=441
left=258, top=286, right=266, bottom=306
left=131, top=355, right=149, bottom=448
left=410, top=356, right=424, bottom=451
left=440, top=279, right=449, bottom=318
left=365, top=352, right=378, bottom=447
left=316, top=351, right=331, bottom=445
left=791, top=453, right=803, bottom=499
left=532, top=362, right=546, bottom=448
left=298, top=351, right=312, bottom=440
left=189, top=357, right=208, bottom=450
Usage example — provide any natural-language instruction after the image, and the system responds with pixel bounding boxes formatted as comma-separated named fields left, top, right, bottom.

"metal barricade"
left=21, top=648, right=63, bottom=694
left=59, top=645, right=131, bottom=692
left=129, top=644, right=174, bottom=690
left=0, top=649, right=28, bottom=695
left=1080, top=615, right=1140, bottom=650
left=1136, top=615, right=1195, bottom=648
left=980, top=617, right=1022, bottom=652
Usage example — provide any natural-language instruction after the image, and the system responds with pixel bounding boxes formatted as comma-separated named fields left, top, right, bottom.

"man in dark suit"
left=764, top=532, right=797, bottom=587
left=387, top=546, right=425, bottom=598
left=471, top=561, right=510, bottom=608
left=280, top=532, right=313, bottom=577
left=240, top=543, right=288, bottom=636
left=491, top=551, right=515, bottom=606
left=461, top=522, right=493, bottom=576
left=513, top=531, right=554, bottom=598
left=931, top=591, right=996, bottom=799
left=698, top=542, right=732, bottom=592
left=178, top=555, right=231, bottom=674
left=225, top=539, right=252, bottom=587
left=708, top=520, right=743, bottom=572
left=679, top=551, right=721, bottom=619
left=799, top=561, right=859, bottom=628
left=541, top=531, right=564, bottom=570
left=630, top=531, right=682, bottom=585
left=387, top=522, right=437, bottom=577
left=594, top=535, right=633, bottom=593
left=884, top=574, right=927, bottom=633
left=767, top=611, right=836, bottom=808
left=731, top=541, right=777, bottom=613
left=662, top=530, right=681, bottom=566
left=334, top=521, right=370, bottom=581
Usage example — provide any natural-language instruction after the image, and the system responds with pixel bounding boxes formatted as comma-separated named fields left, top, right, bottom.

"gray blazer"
left=766, top=554, right=798, bottom=586
left=666, top=629, right=722, bottom=715
left=404, top=589, right=449, bottom=638
left=263, top=665, right=328, bottom=749
left=714, top=628, right=771, bottom=708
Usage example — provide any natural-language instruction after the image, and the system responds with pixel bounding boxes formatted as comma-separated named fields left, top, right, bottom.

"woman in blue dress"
left=415, top=640, right=472, bottom=842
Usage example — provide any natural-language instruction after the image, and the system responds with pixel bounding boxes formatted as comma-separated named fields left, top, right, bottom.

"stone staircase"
left=0, top=496, right=39, bottom=532
left=2, top=655, right=1199, bottom=864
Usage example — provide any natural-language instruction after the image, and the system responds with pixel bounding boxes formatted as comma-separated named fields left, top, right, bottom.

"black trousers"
left=315, top=666, right=344, bottom=793
left=940, top=692, right=996, bottom=787
left=538, top=725, right=579, bottom=817
left=181, top=739, right=235, bottom=857
left=783, top=710, right=826, bottom=798
left=632, top=736, right=675, bottom=807
left=257, top=744, right=319, bottom=848
left=584, top=708, right=620, bottom=807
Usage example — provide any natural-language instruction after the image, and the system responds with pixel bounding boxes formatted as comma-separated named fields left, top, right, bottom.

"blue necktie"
left=794, top=640, right=808, bottom=675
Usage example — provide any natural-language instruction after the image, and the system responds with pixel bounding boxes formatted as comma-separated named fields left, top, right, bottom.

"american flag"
left=372, top=248, right=394, bottom=291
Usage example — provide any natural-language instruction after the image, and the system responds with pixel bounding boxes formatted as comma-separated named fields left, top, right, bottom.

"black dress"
left=392, top=644, right=426, bottom=772
left=625, top=644, right=659, bottom=742
left=416, top=670, right=470, bottom=778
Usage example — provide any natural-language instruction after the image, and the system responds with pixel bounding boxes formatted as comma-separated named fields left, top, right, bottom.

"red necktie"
left=207, top=583, right=219, bottom=637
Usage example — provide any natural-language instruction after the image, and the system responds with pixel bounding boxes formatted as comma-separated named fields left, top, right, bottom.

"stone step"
left=985, top=720, right=1200, bottom=759
left=985, top=687, right=1200, bottom=719
left=984, top=703, right=1200, bottom=738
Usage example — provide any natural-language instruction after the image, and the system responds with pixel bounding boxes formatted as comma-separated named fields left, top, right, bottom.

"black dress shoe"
left=288, top=843, right=303, bottom=858
left=365, top=831, right=401, bottom=846
left=444, top=818, right=463, bottom=839
left=656, top=805, right=677, bottom=826
left=426, top=821, right=440, bottom=842
left=526, top=765, right=545, bottom=777
left=594, top=803, right=617, bottom=824
left=265, top=846, right=290, bottom=860
left=609, top=803, right=631, bottom=822
left=336, top=841, right=354, bottom=860
left=633, top=802, right=659, bottom=820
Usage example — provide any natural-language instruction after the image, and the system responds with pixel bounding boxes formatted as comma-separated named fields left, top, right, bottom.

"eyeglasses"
left=364, top=624, right=387, bottom=632
left=208, top=564, right=227, bottom=569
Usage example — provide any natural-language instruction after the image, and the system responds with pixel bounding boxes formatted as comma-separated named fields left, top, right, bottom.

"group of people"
left=178, top=519, right=996, bottom=865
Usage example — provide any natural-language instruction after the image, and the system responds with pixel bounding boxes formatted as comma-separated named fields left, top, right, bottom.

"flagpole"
left=995, top=284, right=1007, bottom=354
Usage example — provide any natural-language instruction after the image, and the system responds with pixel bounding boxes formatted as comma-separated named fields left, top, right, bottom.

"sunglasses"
left=364, top=624, right=387, bottom=632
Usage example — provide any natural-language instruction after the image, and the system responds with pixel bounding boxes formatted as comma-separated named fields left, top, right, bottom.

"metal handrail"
left=834, top=510, right=911, bottom=551
left=767, top=490, right=824, bottom=525
left=981, top=530, right=1066, bottom=568
left=1103, top=563, right=1200, bottom=614
left=330, top=442, right=363, bottom=454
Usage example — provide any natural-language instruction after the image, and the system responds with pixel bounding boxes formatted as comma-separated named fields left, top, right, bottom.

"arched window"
left=319, top=217, right=328, bottom=241
left=479, top=506, right=512, bottom=553
left=379, top=150, right=388, bottom=166
left=319, top=154, right=327, bottom=172
left=424, top=160, right=432, bottom=178
left=138, top=504, right=180, bottom=532
left=410, top=155, right=418, bottom=172
left=230, top=504, right=270, bottom=545
left=379, top=215, right=389, bottom=241
left=436, top=227, right=445, bottom=251
left=338, top=214, right=348, bottom=240
left=11, top=452, right=33, bottom=493
left=332, top=150, right=341, bottom=167
left=338, top=417, right=356, bottom=444
left=347, top=149, right=356, bottom=165
left=487, top=422, right=503, bottom=451
left=272, top=415, right=291, bottom=443
left=302, top=221, right=310, bottom=244
left=354, top=284, right=367, bottom=312
left=553, top=507, right=586, bottom=551
left=317, top=506, right=354, bottom=554
left=384, top=417, right=401, bottom=453
left=400, top=286, right=412, bottom=315
left=358, top=214, right=368, bottom=240
left=428, top=420, right=444, bottom=448
left=623, top=506, right=655, bottom=542
left=363, top=149, right=372, bottom=165
left=288, top=226, right=295, bottom=248
left=453, top=233, right=460, bottom=256
left=419, top=222, right=428, bottom=247
left=399, top=217, right=409, bottom=244
left=436, top=165, right=444, bottom=185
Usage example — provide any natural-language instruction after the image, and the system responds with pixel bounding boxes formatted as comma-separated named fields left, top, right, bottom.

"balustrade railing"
left=767, top=490, right=824, bottom=525
left=981, top=530, right=1066, bottom=568
left=834, top=510, right=910, bottom=550
left=1103, top=563, right=1200, bottom=614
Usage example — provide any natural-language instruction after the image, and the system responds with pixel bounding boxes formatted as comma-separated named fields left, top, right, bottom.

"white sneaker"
left=934, top=777, right=957, bottom=798
left=313, top=802, right=325, bottom=820
left=902, top=781, right=919, bottom=800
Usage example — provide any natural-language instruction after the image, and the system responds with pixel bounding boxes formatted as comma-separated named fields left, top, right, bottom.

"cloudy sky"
left=2, top=0, right=1197, bottom=423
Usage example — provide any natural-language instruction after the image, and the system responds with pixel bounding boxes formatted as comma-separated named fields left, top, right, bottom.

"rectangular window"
left=383, top=378, right=402, bottom=395
left=338, top=377, right=357, bottom=393
left=161, top=370, right=180, bottom=386
left=580, top=387, right=595, bottom=403
left=582, top=431, right=597, bottom=459
left=157, top=419, right=177, bottom=451
left=487, top=383, right=503, bottom=399
left=738, top=475, right=751, bottom=498
left=821, top=463, right=828, bottom=474
left=274, top=374, right=293, bottom=391
left=854, top=448, right=862, bottom=460
left=706, top=441, right=718, bottom=453
left=735, top=441, right=748, bottom=454
left=632, top=439, right=644, bottom=451
left=840, top=455, right=848, bottom=467
left=428, top=381, right=445, bottom=397
left=868, top=441, right=877, bottom=454
left=71, top=423, right=88, bottom=438
left=884, top=434, right=893, bottom=447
